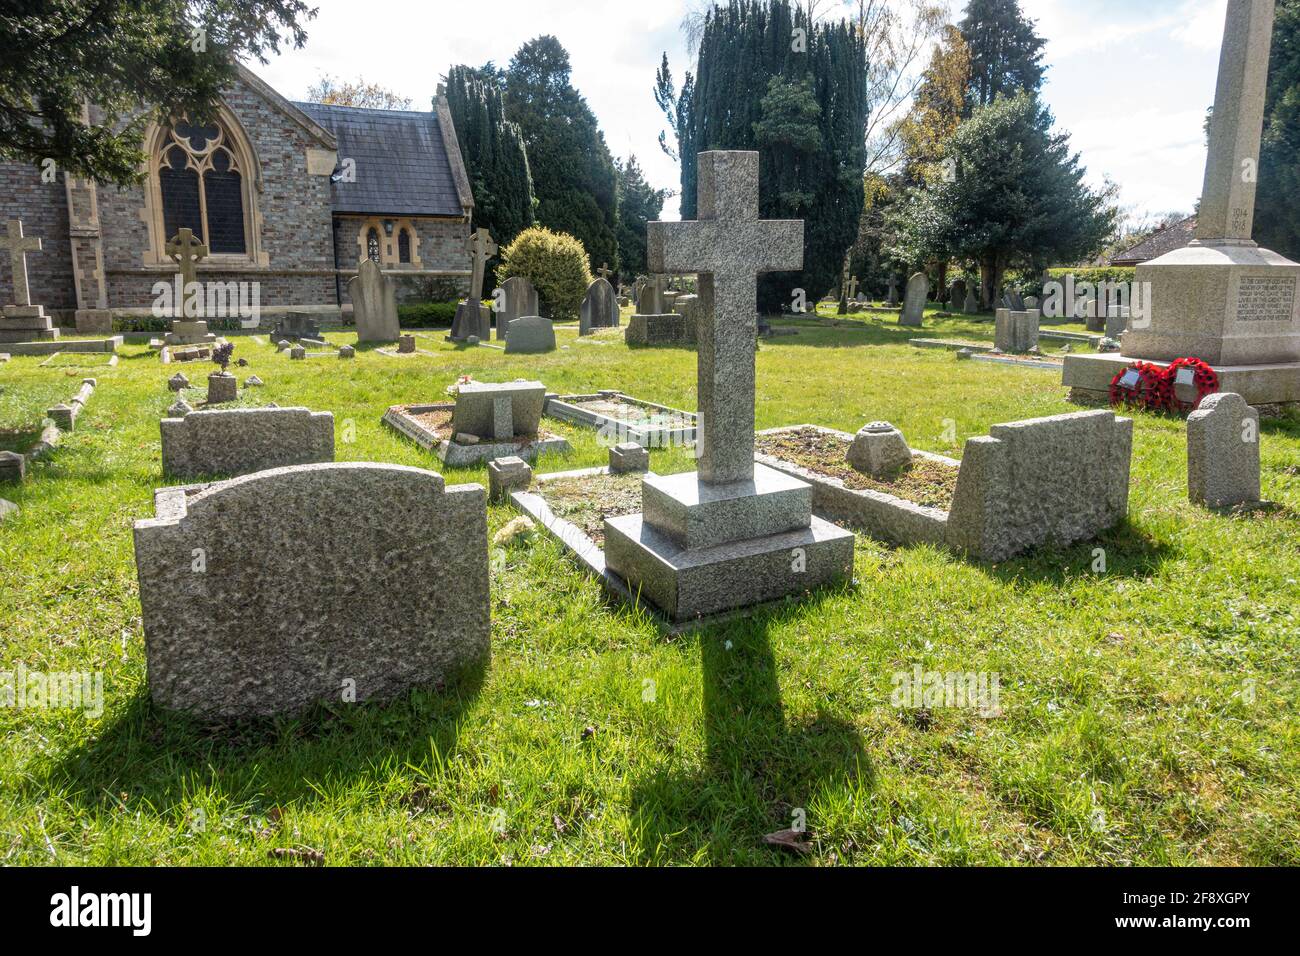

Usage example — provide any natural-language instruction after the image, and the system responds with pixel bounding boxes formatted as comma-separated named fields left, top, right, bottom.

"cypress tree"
left=444, top=64, right=535, bottom=249
left=666, top=0, right=867, bottom=312
left=615, top=155, right=666, bottom=281
left=505, top=36, right=620, bottom=272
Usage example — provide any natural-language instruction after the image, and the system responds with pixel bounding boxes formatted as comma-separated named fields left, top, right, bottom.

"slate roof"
left=1110, top=215, right=1198, bottom=266
left=293, top=101, right=469, bottom=218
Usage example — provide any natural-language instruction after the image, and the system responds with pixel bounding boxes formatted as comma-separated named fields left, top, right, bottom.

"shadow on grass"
left=43, top=660, right=486, bottom=816
left=975, top=518, right=1176, bottom=588
left=629, top=597, right=873, bottom=865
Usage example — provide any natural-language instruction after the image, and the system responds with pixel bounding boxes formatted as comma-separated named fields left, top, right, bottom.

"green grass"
left=1, top=306, right=1297, bottom=866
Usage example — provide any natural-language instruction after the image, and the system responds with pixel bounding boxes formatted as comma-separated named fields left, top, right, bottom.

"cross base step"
left=604, top=512, right=854, bottom=622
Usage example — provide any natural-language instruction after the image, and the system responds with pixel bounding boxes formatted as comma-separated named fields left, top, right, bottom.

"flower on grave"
left=446, top=374, right=475, bottom=397
left=212, top=342, right=235, bottom=372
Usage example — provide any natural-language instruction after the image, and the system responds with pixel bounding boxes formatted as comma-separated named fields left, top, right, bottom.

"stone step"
left=604, top=512, right=854, bottom=623
left=640, top=463, right=813, bottom=550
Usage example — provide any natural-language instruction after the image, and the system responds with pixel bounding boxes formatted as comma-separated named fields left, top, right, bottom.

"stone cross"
left=466, top=227, right=497, bottom=301
left=0, top=220, right=42, bottom=307
left=648, top=151, right=802, bottom=484
left=597, top=263, right=612, bottom=283
left=165, top=228, right=208, bottom=288
left=1196, top=0, right=1276, bottom=242
left=846, top=275, right=859, bottom=300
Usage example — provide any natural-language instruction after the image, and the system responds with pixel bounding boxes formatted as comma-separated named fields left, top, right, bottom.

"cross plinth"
left=1196, top=0, right=1275, bottom=243
left=165, top=228, right=208, bottom=319
left=1, top=220, right=42, bottom=308
left=466, top=227, right=497, bottom=302
left=648, top=151, right=803, bottom=484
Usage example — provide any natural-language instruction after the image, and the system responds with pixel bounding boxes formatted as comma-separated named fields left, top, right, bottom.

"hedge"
left=498, top=226, right=592, bottom=321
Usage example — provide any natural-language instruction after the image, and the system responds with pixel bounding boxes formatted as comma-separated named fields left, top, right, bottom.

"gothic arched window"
left=398, top=228, right=411, bottom=264
left=367, top=228, right=381, bottom=262
left=156, top=120, right=248, bottom=254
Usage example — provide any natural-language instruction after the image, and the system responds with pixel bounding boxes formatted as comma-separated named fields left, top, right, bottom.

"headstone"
left=0, top=450, right=25, bottom=483
left=504, top=315, right=556, bottom=354
left=0, top=219, right=58, bottom=343
left=673, top=293, right=701, bottom=344
left=900, top=273, right=928, bottom=326
left=168, top=372, right=189, bottom=392
left=449, top=299, right=490, bottom=341
left=398, top=334, right=416, bottom=354
left=348, top=258, right=400, bottom=344
left=609, top=442, right=650, bottom=473
left=132, top=462, right=490, bottom=718
left=1105, top=305, right=1129, bottom=340
left=488, top=455, right=532, bottom=502
left=497, top=276, right=539, bottom=341
left=290, top=345, right=306, bottom=360
left=451, top=381, right=545, bottom=438
left=847, top=422, right=912, bottom=478
left=206, top=371, right=237, bottom=405
left=949, top=279, right=966, bottom=310
left=625, top=313, right=687, bottom=346
left=995, top=308, right=1041, bottom=353
left=270, top=311, right=322, bottom=342
left=159, top=228, right=215, bottom=345
left=963, top=285, right=980, bottom=314
left=1187, top=391, right=1261, bottom=508
left=449, top=228, right=497, bottom=342
left=606, top=150, right=854, bottom=621
left=580, top=277, right=619, bottom=335
left=639, top=275, right=667, bottom=315
left=161, top=406, right=334, bottom=479
left=885, top=274, right=899, bottom=307
left=946, top=410, right=1133, bottom=562
left=338, top=345, right=355, bottom=359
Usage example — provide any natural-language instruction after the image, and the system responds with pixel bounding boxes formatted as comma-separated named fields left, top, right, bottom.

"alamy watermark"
left=151, top=276, right=261, bottom=328
left=1040, top=274, right=1152, bottom=329
left=891, top=665, right=1002, bottom=718
left=1, top=664, right=103, bottom=717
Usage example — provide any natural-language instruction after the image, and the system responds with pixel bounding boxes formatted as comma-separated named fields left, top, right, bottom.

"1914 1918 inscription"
left=1236, top=276, right=1297, bottom=323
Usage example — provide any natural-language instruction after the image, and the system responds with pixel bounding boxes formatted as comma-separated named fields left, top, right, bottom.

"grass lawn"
left=1, top=304, right=1297, bottom=866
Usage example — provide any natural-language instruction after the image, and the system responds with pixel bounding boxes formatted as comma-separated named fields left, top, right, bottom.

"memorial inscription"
left=1236, top=276, right=1296, bottom=323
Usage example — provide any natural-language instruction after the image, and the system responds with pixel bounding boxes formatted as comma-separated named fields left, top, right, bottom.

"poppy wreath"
left=1164, top=356, right=1220, bottom=413
left=1109, top=361, right=1167, bottom=410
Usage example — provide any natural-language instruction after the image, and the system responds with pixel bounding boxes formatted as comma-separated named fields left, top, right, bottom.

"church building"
left=0, top=65, right=474, bottom=325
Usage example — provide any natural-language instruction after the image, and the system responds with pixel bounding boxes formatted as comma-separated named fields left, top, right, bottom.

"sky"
left=249, top=0, right=1231, bottom=226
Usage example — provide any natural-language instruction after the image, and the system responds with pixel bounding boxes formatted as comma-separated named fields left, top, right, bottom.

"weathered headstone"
left=451, top=381, right=545, bottom=438
left=161, top=406, right=334, bottom=479
left=639, top=275, right=667, bottom=315
left=605, top=150, right=854, bottom=621
left=1187, top=391, right=1261, bottom=508
left=900, top=272, right=928, bottom=326
left=0, top=219, right=58, bottom=343
left=0, top=450, right=25, bottom=483
left=497, top=276, right=538, bottom=341
left=504, top=315, right=556, bottom=354
left=673, top=293, right=701, bottom=344
left=949, top=279, right=966, bottom=310
left=488, top=455, right=532, bottom=502
left=270, top=311, right=322, bottom=342
left=963, top=285, right=980, bottom=314
left=580, top=277, right=619, bottom=335
left=133, top=462, right=490, bottom=718
left=995, top=309, right=1041, bottom=353
left=349, top=258, right=400, bottom=343
left=885, top=274, right=899, bottom=307
left=398, top=334, right=416, bottom=354
left=609, top=442, right=650, bottom=473
left=946, top=410, right=1133, bottom=561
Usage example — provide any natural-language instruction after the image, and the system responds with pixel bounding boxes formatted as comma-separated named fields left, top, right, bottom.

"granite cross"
left=847, top=275, right=859, bottom=300
left=1197, top=0, right=1276, bottom=242
left=1, top=220, right=42, bottom=307
left=648, top=151, right=803, bottom=484
left=466, top=227, right=497, bottom=301
left=165, top=228, right=209, bottom=320
left=597, top=263, right=612, bottom=283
